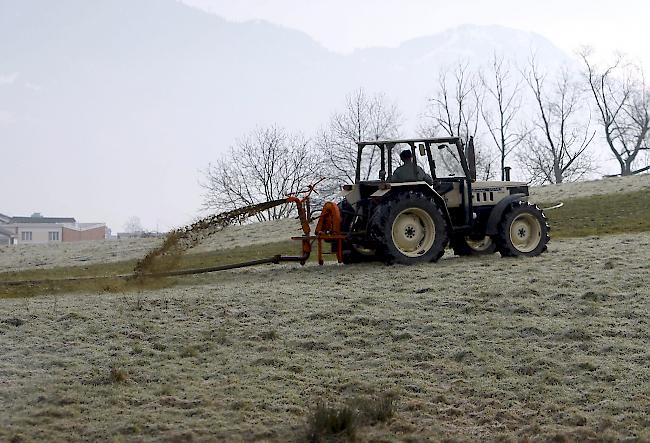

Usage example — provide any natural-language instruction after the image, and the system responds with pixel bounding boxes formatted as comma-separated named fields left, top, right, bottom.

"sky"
left=2, top=0, right=648, bottom=233
left=182, top=0, right=650, bottom=69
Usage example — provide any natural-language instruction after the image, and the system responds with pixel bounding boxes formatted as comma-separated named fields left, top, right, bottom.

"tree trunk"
left=622, top=159, right=634, bottom=176
left=554, top=162, right=563, bottom=184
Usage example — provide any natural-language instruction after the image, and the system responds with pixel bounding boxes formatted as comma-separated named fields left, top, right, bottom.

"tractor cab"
left=345, top=137, right=477, bottom=229
left=354, top=137, right=476, bottom=184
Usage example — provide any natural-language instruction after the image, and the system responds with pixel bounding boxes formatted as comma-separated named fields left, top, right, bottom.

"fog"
left=0, top=0, right=644, bottom=232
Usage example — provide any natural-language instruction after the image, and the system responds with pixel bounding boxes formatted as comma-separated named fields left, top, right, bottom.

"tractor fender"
left=485, top=193, right=526, bottom=235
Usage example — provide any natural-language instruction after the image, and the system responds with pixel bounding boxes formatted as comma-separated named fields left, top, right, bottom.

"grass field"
left=1, top=233, right=649, bottom=442
left=1, top=187, right=649, bottom=442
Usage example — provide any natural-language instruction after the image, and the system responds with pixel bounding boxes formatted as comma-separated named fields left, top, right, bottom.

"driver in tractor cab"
left=390, top=149, right=433, bottom=185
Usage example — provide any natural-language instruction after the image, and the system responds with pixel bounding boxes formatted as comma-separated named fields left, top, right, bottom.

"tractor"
left=328, top=137, right=550, bottom=264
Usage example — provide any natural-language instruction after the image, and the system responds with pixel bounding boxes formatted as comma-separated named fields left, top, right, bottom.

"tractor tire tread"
left=371, top=191, right=449, bottom=264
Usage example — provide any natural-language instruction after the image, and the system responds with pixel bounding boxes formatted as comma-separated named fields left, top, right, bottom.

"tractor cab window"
left=390, top=143, right=428, bottom=176
left=357, top=145, right=382, bottom=182
left=435, top=144, right=465, bottom=177
left=356, top=143, right=435, bottom=182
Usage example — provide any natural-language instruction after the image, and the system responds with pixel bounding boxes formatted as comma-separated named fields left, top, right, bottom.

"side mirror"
left=418, top=143, right=426, bottom=156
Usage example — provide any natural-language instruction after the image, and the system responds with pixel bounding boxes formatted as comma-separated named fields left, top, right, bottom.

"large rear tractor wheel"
left=372, top=192, right=449, bottom=264
left=496, top=202, right=550, bottom=257
left=451, top=235, right=497, bottom=256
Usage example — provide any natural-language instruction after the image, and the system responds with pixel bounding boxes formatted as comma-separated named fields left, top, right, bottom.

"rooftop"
left=62, top=223, right=106, bottom=231
left=10, top=216, right=77, bottom=224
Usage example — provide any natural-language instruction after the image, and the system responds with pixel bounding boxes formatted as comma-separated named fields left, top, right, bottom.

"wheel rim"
left=465, top=236, right=493, bottom=252
left=391, top=208, right=436, bottom=257
left=509, top=213, right=542, bottom=253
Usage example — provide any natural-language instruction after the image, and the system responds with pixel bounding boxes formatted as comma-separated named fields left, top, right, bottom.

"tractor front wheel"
left=496, top=202, right=550, bottom=257
left=372, top=192, right=448, bottom=264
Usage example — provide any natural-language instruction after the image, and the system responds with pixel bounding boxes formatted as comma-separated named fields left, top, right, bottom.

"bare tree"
left=480, top=54, right=527, bottom=181
left=123, top=216, right=143, bottom=233
left=519, top=58, right=595, bottom=184
left=580, top=49, right=650, bottom=176
left=421, top=62, right=495, bottom=179
left=317, top=88, right=401, bottom=186
left=201, top=126, right=320, bottom=222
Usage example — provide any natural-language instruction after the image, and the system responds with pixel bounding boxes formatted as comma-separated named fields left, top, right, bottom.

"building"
left=62, top=223, right=108, bottom=242
left=0, top=214, right=12, bottom=245
left=0, top=213, right=108, bottom=245
left=0, top=226, right=14, bottom=246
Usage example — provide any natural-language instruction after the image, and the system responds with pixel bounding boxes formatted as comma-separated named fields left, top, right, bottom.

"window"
left=48, top=231, right=60, bottom=241
left=21, top=231, right=32, bottom=241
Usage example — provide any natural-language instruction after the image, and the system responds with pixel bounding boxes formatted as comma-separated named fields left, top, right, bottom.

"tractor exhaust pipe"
left=466, top=137, right=477, bottom=182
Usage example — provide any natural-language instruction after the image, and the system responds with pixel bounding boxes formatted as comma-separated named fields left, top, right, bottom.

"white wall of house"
left=11, top=224, right=63, bottom=244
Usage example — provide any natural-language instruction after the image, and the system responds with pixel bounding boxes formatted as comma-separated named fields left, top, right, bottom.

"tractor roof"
left=356, top=137, right=462, bottom=147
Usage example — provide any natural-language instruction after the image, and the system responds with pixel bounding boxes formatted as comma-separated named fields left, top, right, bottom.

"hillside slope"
left=1, top=174, right=648, bottom=273
left=529, top=174, right=650, bottom=203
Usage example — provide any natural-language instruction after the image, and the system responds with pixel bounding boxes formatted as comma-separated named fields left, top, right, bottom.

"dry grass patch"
left=109, top=367, right=129, bottom=384
left=307, top=403, right=357, bottom=442
left=305, top=393, right=396, bottom=442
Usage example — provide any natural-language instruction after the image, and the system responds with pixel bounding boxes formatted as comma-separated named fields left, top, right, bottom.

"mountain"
left=0, top=0, right=572, bottom=230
